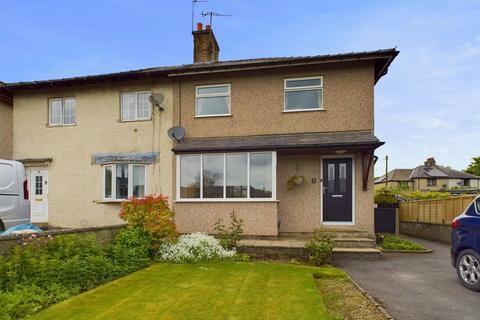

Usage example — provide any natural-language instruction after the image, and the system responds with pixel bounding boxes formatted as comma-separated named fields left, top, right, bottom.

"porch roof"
left=172, top=130, right=383, bottom=154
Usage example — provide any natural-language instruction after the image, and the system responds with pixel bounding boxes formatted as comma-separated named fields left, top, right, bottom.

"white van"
left=0, top=160, right=30, bottom=231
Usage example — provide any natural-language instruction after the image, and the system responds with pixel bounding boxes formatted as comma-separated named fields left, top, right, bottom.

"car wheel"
left=0, top=220, right=4, bottom=232
left=456, top=249, right=480, bottom=291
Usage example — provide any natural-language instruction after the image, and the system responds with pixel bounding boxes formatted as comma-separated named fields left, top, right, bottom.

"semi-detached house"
left=0, top=23, right=398, bottom=236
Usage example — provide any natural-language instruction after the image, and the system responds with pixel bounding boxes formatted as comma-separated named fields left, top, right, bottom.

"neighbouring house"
left=2, top=74, right=175, bottom=227
left=0, top=23, right=398, bottom=236
left=375, top=157, right=480, bottom=192
left=0, top=81, right=13, bottom=160
left=374, top=169, right=414, bottom=190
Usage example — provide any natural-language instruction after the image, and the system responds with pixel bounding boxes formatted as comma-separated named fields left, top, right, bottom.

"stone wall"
left=400, top=221, right=451, bottom=244
left=0, top=224, right=126, bottom=255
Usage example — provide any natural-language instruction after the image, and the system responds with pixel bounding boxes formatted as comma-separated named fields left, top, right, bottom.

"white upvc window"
left=103, top=164, right=147, bottom=200
left=195, top=84, right=231, bottom=117
left=284, top=76, right=323, bottom=112
left=49, top=97, right=76, bottom=126
left=121, top=91, right=151, bottom=121
left=177, top=152, right=277, bottom=201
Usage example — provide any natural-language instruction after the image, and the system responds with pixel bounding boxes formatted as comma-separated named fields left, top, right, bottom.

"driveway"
left=337, top=236, right=480, bottom=320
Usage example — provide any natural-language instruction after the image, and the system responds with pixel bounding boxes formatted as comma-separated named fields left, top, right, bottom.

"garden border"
left=349, top=276, right=394, bottom=320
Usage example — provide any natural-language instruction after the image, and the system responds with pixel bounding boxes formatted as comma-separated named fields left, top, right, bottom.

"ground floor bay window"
left=177, top=152, right=277, bottom=201
left=103, top=164, right=147, bottom=200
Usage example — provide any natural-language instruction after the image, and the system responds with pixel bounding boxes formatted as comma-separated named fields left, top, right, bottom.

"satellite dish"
left=149, top=93, right=165, bottom=111
left=167, top=126, right=185, bottom=142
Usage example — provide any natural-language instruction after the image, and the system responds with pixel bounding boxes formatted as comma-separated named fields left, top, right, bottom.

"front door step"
left=332, top=248, right=383, bottom=261
left=333, top=238, right=376, bottom=248
left=237, top=236, right=382, bottom=260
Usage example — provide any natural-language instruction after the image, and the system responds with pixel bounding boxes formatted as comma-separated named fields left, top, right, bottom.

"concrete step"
left=332, top=247, right=383, bottom=261
left=279, top=230, right=373, bottom=240
left=333, top=237, right=376, bottom=248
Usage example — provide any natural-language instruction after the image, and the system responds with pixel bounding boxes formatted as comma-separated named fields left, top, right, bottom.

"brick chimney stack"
left=192, top=22, right=220, bottom=63
left=424, top=157, right=436, bottom=167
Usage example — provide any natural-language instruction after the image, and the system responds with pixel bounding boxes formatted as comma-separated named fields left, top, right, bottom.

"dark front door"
left=322, top=158, right=353, bottom=222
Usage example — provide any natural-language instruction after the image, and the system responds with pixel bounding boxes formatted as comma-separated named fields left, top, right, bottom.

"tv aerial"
left=201, top=11, right=232, bottom=27
left=167, top=126, right=186, bottom=142
left=192, top=0, right=208, bottom=31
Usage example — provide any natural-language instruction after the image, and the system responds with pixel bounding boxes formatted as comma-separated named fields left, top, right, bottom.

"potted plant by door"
left=287, top=175, right=305, bottom=191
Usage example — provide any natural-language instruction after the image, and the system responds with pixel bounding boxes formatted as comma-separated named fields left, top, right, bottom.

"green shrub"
left=305, top=231, right=334, bottom=266
left=0, top=228, right=154, bottom=319
left=380, top=234, right=425, bottom=251
left=112, top=227, right=152, bottom=273
left=375, top=187, right=450, bottom=204
left=214, top=211, right=244, bottom=250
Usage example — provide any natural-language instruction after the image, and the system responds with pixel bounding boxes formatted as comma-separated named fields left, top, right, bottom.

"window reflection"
left=328, top=163, right=335, bottom=193
left=180, top=155, right=201, bottom=198
left=116, top=164, right=128, bottom=199
left=250, top=153, right=272, bottom=198
left=203, top=155, right=224, bottom=198
left=226, top=154, right=248, bottom=198
left=339, top=163, right=347, bottom=193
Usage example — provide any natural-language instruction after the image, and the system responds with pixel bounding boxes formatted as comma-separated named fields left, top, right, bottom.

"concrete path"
left=337, top=236, right=480, bottom=320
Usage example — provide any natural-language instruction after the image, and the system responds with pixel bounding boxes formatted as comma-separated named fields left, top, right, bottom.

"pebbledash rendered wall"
left=12, top=80, right=174, bottom=228
left=172, top=61, right=377, bottom=236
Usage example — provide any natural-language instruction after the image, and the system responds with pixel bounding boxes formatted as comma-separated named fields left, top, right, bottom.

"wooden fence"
left=399, top=195, right=476, bottom=225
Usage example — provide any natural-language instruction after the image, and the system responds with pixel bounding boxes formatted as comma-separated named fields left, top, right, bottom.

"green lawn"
left=33, top=262, right=347, bottom=320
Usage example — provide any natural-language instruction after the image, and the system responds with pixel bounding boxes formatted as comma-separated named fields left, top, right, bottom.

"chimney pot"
left=205, top=24, right=211, bottom=31
left=197, top=22, right=203, bottom=31
left=425, top=157, right=436, bottom=167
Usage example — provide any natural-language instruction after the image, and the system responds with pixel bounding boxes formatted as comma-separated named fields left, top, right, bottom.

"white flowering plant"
left=156, top=233, right=236, bottom=263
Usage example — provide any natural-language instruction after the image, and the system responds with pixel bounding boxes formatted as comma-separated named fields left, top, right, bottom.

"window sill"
left=282, top=108, right=325, bottom=113
left=94, top=199, right=130, bottom=204
left=194, top=114, right=232, bottom=119
left=45, top=123, right=77, bottom=128
left=174, top=199, right=279, bottom=203
left=117, top=118, right=152, bottom=123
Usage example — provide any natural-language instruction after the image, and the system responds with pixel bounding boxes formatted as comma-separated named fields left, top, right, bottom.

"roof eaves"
left=3, top=48, right=399, bottom=91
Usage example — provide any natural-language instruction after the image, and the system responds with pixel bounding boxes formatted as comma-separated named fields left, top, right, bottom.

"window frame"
left=176, top=151, right=277, bottom=202
left=283, top=76, right=324, bottom=112
left=120, top=91, right=152, bottom=122
left=102, top=164, right=148, bottom=201
left=194, top=84, right=231, bottom=118
left=426, top=178, right=437, bottom=186
left=48, top=97, right=76, bottom=126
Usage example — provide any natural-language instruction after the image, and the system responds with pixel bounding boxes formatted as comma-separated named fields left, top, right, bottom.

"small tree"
left=214, top=211, right=244, bottom=250
left=465, top=157, right=480, bottom=176
left=305, top=230, right=334, bottom=266
left=119, top=195, right=177, bottom=249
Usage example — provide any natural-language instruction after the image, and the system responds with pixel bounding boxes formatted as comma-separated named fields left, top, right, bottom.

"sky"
left=1, top=0, right=479, bottom=176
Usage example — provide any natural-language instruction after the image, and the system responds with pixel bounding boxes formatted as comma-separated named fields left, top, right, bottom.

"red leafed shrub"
left=119, top=195, right=177, bottom=248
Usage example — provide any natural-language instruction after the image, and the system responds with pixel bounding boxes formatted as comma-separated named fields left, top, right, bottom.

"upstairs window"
left=195, top=84, right=231, bottom=117
left=103, top=164, right=146, bottom=200
left=49, top=98, right=76, bottom=126
left=121, top=92, right=151, bottom=121
left=284, top=77, right=323, bottom=111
